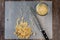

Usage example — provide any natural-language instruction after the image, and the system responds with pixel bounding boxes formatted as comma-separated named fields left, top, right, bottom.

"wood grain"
left=0, top=0, right=60, bottom=40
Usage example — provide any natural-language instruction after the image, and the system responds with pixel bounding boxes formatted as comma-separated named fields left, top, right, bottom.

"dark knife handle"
left=41, top=30, right=49, bottom=40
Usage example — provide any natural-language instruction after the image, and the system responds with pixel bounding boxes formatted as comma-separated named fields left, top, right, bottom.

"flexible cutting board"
left=5, top=1, right=52, bottom=39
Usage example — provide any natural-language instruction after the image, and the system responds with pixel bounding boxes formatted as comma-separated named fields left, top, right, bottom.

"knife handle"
left=41, top=30, right=49, bottom=40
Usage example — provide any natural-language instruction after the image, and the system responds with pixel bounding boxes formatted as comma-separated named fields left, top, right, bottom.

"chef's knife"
left=30, top=7, right=49, bottom=40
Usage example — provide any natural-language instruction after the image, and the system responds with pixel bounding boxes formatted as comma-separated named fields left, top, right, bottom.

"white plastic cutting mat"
left=5, top=1, right=52, bottom=39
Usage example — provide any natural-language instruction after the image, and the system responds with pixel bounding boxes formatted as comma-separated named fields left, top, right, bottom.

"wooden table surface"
left=0, top=0, right=60, bottom=40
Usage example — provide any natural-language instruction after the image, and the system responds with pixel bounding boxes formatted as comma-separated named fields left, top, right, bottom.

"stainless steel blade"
left=30, top=7, right=43, bottom=31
